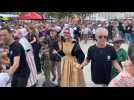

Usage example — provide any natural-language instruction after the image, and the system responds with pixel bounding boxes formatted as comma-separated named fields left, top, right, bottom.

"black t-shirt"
left=27, top=33, right=41, bottom=57
left=48, top=37, right=61, bottom=61
left=118, top=24, right=125, bottom=33
left=8, top=41, right=30, bottom=78
left=86, top=44, right=117, bottom=85
left=48, top=37, right=59, bottom=53
left=73, top=25, right=81, bottom=37
left=125, top=25, right=132, bottom=33
left=107, top=25, right=113, bottom=33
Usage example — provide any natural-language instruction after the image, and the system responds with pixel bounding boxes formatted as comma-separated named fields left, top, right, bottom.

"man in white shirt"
left=81, top=25, right=89, bottom=44
left=92, top=28, right=96, bottom=41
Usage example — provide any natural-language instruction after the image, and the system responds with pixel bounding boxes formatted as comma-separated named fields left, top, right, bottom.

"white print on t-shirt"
left=107, top=55, right=111, bottom=61
left=9, top=51, right=13, bottom=56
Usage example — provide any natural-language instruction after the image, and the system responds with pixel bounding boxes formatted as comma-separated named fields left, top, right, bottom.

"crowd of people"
left=80, top=19, right=134, bottom=43
left=0, top=15, right=134, bottom=87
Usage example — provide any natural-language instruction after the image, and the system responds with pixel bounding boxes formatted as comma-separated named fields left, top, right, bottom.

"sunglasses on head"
left=98, top=35, right=108, bottom=39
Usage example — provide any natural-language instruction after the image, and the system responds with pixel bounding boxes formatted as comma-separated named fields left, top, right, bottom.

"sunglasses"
left=114, top=41, right=121, bottom=44
left=98, top=36, right=108, bottom=39
left=64, top=31, right=70, bottom=34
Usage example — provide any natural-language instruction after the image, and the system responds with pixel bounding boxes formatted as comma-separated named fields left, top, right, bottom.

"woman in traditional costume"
left=58, top=28, right=85, bottom=87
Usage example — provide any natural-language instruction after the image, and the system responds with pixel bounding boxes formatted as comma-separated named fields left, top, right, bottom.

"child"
left=0, top=49, right=9, bottom=70
left=111, top=34, right=128, bottom=78
left=0, top=51, right=10, bottom=87
left=40, top=41, right=52, bottom=82
left=48, top=30, right=61, bottom=83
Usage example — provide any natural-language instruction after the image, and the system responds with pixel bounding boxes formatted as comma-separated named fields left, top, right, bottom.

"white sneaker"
left=52, top=80, right=58, bottom=85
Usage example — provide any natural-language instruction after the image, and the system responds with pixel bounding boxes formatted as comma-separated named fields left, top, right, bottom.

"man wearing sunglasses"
left=80, top=27, right=122, bottom=87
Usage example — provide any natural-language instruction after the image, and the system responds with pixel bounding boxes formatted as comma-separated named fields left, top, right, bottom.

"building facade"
left=89, top=12, right=134, bottom=20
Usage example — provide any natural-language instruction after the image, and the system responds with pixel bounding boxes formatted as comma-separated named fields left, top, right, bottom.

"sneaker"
left=52, top=76, right=56, bottom=82
left=43, top=81, right=57, bottom=87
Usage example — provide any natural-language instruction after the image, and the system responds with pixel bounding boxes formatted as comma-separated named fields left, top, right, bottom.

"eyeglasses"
left=98, top=36, right=108, bottom=39
left=114, top=41, right=121, bottom=44
left=64, top=32, right=70, bottom=34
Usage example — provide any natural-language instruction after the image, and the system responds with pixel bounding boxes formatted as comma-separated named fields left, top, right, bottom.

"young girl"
left=40, top=42, right=51, bottom=82
left=0, top=51, right=10, bottom=87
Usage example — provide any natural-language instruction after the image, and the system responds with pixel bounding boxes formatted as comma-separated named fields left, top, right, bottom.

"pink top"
left=109, top=70, right=134, bottom=87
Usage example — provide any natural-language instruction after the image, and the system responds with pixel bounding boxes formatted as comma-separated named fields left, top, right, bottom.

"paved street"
left=37, top=40, right=129, bottom=87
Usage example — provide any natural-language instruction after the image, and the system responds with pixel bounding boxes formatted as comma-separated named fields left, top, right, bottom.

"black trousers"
left=34, top=56, right=41, bottom=74
left=11, top=76, right=29, bottom=87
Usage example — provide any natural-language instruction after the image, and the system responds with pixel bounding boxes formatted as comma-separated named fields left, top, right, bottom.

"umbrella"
left=17, top=12, right=44, bottom=20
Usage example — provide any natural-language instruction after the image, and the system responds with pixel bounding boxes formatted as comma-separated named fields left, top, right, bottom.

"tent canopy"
left=0, top=14, right=19, bottom=18
left=17, top=12, right=44, bottom=20
left=0, top=14, right=19, bottom=21
left=0, top=17, right=9, bottom=21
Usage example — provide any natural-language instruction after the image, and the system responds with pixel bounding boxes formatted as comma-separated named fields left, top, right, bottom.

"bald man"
left=80, top=27, right=122, bottom=86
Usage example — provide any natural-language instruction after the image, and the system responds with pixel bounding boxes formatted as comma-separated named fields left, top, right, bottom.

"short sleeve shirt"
left=86, top=44, right=117, bottom=84
left=8, top=41, right=30, bottom=78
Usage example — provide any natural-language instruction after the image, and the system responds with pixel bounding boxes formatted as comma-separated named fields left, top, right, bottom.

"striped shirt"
left=26, top=51, right=37, bottom=87
left=19, top=37, right=37, bottom=87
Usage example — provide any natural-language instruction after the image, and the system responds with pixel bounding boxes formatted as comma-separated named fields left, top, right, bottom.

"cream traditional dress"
left=60, top=41, right=85, bottom=87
